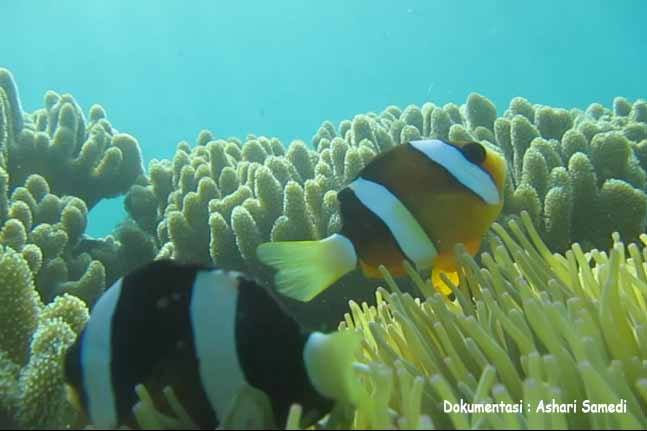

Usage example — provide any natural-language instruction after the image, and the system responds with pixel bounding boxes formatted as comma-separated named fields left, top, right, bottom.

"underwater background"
left=3, top=0, right=646, bottom=238
left=3, top=1, right=647, bottom=429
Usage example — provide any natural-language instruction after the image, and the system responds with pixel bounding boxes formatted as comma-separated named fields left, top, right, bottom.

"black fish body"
left=64, top=259, right=359, bottom=429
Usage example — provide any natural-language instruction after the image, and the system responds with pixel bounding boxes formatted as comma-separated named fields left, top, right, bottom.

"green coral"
left=122, top=128, right=389, bottom=328
left=300, top=92, right=647, bottom=254
left=15, top=317, right=78, bottom=427
left=0, top=247, right=40, bottom=365
left=466, top=92, right=497, bottom=132
left=1, top=69, right=144, bottom=210
left=535, top=106, right=573, bottom=140
left=0, top=69, right=24, bottom=163
left=0, top=174, right=106, bottom=304
left=0, top=68, right=154, bottom=305
left=499, top=98, right=647, bottom=252
left=0, top=245, right=89, bottom=429
left=116, top=92, right=647, bottom=333
left=128, top=136, right=333, bottom=271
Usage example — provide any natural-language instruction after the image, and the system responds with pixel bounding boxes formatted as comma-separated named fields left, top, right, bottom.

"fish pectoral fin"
left=428, top=270, right=459, bottom=297
left=65, top=384, right=83, bottom=413
left=221, top=383, right=275, bottom=430
left=303, top=331, right=362, bottom=406
left=358, top=260, right=379, bottom=278
left=256, top=234, right=358, bottom=302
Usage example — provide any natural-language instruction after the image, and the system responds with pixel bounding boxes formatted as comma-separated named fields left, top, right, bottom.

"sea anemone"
left=130, top=210, right=647, bottom=430
left=330, top=210, right=647, bottom=429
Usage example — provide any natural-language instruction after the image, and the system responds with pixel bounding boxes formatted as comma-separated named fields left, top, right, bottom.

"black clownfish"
left=63, top=259, right=360, bottom=429
left=257, top=138, right=507, bottom=301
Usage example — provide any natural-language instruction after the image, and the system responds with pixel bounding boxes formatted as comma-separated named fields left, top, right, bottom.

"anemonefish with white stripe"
left=257, top=138, right=506, bottom=301
left=63, top=259, right=361, bottom=429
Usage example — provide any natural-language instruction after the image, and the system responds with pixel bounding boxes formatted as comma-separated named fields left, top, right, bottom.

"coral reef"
left=0, top=172, right=107, bottom=305
left=0, top=68, right=144, bottom=210
left=0, top=68, right=146, bottom=429
left=0, top=68, right=132, bottom=306
left=0, top=245, right=89, bottom=428
left=120, top=91, right=647, bottom=331
left=312, top=94, right=647, bottom=254
left=125, top=133, right=387, bottom=329
left=3, top=64, right=647, bottom=430
left=499, top=98, right=647, bottom=252
left=125, top=92, right=647, bottom=305
left=0, top=68, right=155, bottom=305
left=131, top=136, right=340, bottom=268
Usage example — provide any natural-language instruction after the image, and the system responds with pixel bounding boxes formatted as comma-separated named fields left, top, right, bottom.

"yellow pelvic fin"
left=256, top=234, right=358, bottom=302
left=428, top=270, right=459, bottom=297
left=303, top=331, right=362, bottom=406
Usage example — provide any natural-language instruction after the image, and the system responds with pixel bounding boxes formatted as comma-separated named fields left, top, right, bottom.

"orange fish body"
left=258, top=139, right=507, bottom=301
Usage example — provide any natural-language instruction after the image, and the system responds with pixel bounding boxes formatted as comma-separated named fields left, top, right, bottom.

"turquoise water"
left=2, top=0, right=646, bottom=237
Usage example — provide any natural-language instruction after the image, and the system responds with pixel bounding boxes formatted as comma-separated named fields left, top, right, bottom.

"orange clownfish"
left=257, top=138, right=507, bottom=302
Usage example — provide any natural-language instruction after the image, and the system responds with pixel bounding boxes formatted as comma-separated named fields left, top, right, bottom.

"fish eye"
left=462, top=142, right=486, bottom=164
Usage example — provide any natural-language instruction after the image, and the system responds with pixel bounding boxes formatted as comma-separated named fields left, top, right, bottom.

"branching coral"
left=125, top=124, right=390, bottom=272
left=499, top=99, right=647, bottom=252
left=0, top=67, right=159, bottom=305
left=0, top=170, right=107, bottom=305
left=135, top=137, right=338, bottom=269
left=125, top=134, right=381, bottom=329
left=121, top=92, right=647, bottom=331
left=0, top=68, right=144, bottom=211
left=311, top=94, right=647, bottom=254
left=0, top=245, right=89, bottom=429
left=0, top=68, right=23, bottom=174
left=0, top=67, right=157, bottom=305
left=0, top=68, right=144, bottom=430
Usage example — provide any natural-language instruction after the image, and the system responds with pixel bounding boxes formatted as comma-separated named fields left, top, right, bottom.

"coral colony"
left=1, top=66, right=647, bottom=429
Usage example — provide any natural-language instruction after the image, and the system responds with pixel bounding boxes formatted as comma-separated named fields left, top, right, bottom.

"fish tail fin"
left=303, top=331, right=362, bottom=405
left=256, top=234, right=358, bottom=302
